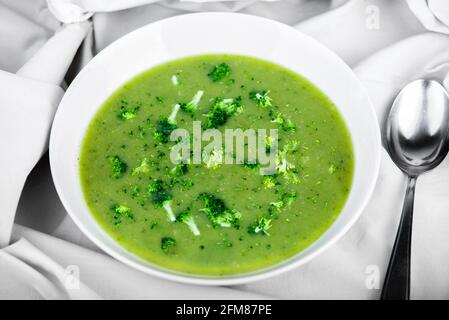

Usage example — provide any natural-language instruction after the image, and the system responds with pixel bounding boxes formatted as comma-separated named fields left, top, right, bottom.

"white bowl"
left=50, top=12, right=381, bottom=285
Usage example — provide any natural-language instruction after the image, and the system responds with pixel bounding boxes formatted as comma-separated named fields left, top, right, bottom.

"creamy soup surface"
left=80, top=54, right=354, bottom=275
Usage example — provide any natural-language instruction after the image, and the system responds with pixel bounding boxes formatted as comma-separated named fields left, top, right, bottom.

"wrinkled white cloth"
left=2, top=0, right=449, bottom=299
left=0, top=22, right=90, bottom=247
left=407, top=0, right=449, bottom=34
left=45, top=0, right=281, bottom=23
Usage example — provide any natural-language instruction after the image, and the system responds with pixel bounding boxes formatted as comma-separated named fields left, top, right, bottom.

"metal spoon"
left=382, top=79, right=449, bottom=300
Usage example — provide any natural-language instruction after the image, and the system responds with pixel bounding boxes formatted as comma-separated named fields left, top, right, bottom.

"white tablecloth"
left=2, top=0, right=449, bottom=299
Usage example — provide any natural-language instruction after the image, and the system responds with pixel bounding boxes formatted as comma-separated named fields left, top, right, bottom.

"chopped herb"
left=129, top=185, right=147, bottom=206
left=220, top=239, right=233, bottom=247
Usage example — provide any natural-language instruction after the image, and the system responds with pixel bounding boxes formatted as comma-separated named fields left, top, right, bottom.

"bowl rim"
left=49, top=11, right=381, bottom=286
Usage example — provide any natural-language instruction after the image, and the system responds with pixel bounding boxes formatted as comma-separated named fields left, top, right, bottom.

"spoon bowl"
left=386, top=79, right=449, bottom=176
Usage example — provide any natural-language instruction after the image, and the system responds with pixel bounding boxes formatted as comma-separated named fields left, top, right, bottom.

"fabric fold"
left=2, top=238, right=101, bottom=299
left=0, top=20, right=90, bottom=247
left=1, top=225, right=270, bottom=299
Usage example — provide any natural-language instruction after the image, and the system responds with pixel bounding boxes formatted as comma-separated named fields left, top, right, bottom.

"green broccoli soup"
left=79, top=54, right=354, bottom=275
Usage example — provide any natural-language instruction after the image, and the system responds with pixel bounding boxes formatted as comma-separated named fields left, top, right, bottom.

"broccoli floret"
left=153, top=118, right=177, bottom=143
left=118, top=102, right=140, bottom=120
left=214, top=209, right=242, bottom=228
left=111, top=204, right=134, bottom=225
left=283, top=171, right=301, bottom=184
left=148, top=179, right=175, bottom=221
left=153, top=104, right=180, bottom=143
left=271, top=113, right=284, bottom=125
left=242, top=161, right=260, bottom=170
left=109, top=155, right=127, bottom=179
left=171, top=163, right=188, bottom=176
left=198, top=193, right=226, bottom=213
left=282, top=118, right=296, bottom=131
left=161, top=237, right=176, bottom=253
left=283, top=139, right=300, bottom=153
left=171, top=75, right=179, bottom=86
left=169, top=177, right=194, bottom=190
left=180, top=90, right=204, bottom=113
left=148, top=179, right=164, bottom=193
left=217, top=97, right=243, bottom=115
left=176, top=211, right=200, bottom=236
left=249, top=90, right=272, bottom=108
left=269, top=191, right=297, bottom=215
left=269, top=199, right=285, bottom=212
left=120, top=110, right=137, bottom=120
left=205, top=97, right=243, bottom=128
left=271, top=113, right=296, bottom=132
left=202, top=149, right=223, bottom=169
left=179, top=179, right=194, bottom=190
left=208, top=63, right=231, bottom=82
left=275, top=149, right=301, bottom=184
left=198, top=193, right=241, bottom=228
left=131, top=158, right=151, bottom=175
left=262, top=176, right=277, bottom=189
left=276, top=151, right=296, bottom=175
left=248, top=217, right=272, bottom=235
left=205, top=105, right=228, bottom=128
left=281, top=191, right=297, bottom=206
left=265, top=135, right=277, bottom=153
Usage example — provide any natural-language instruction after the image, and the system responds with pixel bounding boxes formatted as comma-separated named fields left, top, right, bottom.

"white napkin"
left=1, top=226, right=268, bottom=299
left=2, top=0, right=449, bottom=299
left=0, top=22, right=90, bottom=247
left=46, top=0, right=280, bottom=23
left=406, top=0, right=449, bottom=34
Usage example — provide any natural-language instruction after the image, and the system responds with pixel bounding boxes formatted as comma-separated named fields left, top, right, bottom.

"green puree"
left=79, top=54, right=354, bottom=275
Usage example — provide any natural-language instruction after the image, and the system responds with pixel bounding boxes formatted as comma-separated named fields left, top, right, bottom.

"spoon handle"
left=380, top=175, right=416, bottom=300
